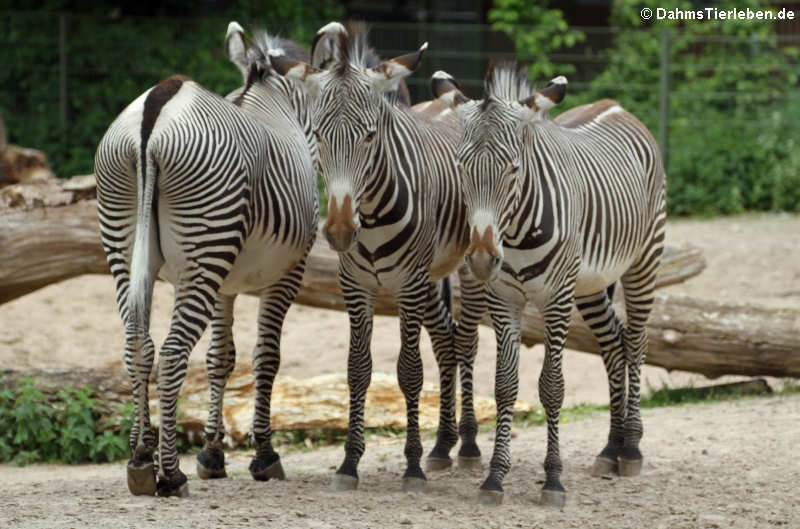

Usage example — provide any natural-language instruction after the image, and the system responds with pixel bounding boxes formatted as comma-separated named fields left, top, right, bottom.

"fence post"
left=59, top=13, right=68, bottom=128
left=658, top=29, right=671, bottom=171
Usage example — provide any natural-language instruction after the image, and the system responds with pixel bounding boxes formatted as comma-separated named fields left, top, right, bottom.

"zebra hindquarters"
left=96, top=137, right=164, bottom=496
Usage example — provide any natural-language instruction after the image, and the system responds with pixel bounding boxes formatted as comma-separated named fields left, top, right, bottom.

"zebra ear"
left=225, top=21, right=250, bottom=78
left=366, top=42, right=428, bottom=93
left=431, top=71, right=470, bottom=109
left=311, top=21, right=347, bottom=70
left=519, top=75, right=568, bottom=112
left=268, top=51, right=327, bottom=96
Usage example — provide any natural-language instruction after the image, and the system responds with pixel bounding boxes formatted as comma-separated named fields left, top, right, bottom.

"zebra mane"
left=337, top=21, right=381, bottom=71
left=483, top=61, right=535, bottom=106
left=249, top=32, right=310, bottom=76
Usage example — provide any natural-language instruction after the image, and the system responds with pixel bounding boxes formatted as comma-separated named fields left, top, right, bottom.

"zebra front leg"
left=155, top=282, right=218, bottom=497
left=332, top=273, right=375, bottom=491
left=396, top=280, right=428, bottom=492
left=575, top=290, right=627, bottom=477
left=455, top=265, right=487, bottom=468
left=536, top=299, right=574, bottom=507
left=423, top=278, right=459, bottom=472
left=478, top=290, right=522, bottom=505
left=618, top=246, right=661, bottom=477
left=197, top=295, right=237, bottom=480
left=249, top=262, right=306, bottom=482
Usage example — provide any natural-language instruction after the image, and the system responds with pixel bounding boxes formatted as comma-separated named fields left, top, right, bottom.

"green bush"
left=0, top=377, right=134, bottom=465
left=493, top=0, right=800, bottom=216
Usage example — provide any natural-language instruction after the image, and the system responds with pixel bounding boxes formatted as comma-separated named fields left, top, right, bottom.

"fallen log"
left=4, top=178, right=798, bottom=379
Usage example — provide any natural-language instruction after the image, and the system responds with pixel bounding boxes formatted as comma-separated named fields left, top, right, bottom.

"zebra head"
left=432, top=63, right=567, bottom=282
left=269, top=22, right=427, bottom=252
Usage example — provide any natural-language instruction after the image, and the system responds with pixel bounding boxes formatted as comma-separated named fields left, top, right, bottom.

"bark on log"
left=4, top=185, right=799, bottom=379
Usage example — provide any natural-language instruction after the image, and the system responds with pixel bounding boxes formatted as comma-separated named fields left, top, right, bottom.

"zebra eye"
left=364, top=130, right=376, bottom=143
left=312, top=129, right=322, bottom=141
left=510, top=164, right=520, bottom=174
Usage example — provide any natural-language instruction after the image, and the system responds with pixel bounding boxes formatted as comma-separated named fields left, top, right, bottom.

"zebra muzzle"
left=324, top=194, right=359, bottom=252
left=465, top=225, right=502, bottom=282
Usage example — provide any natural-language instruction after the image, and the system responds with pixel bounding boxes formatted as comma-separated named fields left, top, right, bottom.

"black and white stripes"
left=95, top=22, right=317, bottom=496
left=434, top=62, right=666, bottom=506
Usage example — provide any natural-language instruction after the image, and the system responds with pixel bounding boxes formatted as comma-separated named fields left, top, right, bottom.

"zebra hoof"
left=126, top=460, right=156, bottom=496
left=590, top=456, right=618, bottom=477
left=540, top=489, right=566, bottom=508
left=477, top=489, right=503, bottom=506
left=425, top=456, right=453, bottom=472
left=458, top=455, right=482, bottom=470
left=402, top=477, right=427, bottom=493
left=618, top=457, right=643, bottom=477
left=331, top=472, right=359, bottom=491
left=251, top=459, right=286, bottom=481
left=156, top=471, right=189, bottom=498
left=196, top=460, right=227, bottom=480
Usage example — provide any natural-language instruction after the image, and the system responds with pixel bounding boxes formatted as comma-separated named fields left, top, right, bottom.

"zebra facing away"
left=269, top=23, right=489, bottom=491
left=94, top=22, right=317, bottom=497
left=432, top=63, right=666, bottom=506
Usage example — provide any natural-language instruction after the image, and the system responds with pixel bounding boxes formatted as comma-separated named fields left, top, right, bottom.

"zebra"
left=432, top=62, right=666, bottom=506
left=94, top=22, right=318, bottom=497
left=269, top=22, right=488, bottom=491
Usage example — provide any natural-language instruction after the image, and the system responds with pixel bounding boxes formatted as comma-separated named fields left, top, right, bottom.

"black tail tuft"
left=441, top=276, right=453, bottom=315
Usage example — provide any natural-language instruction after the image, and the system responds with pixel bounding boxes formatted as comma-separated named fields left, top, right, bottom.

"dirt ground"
left=1, top=214, right=799, bottom=527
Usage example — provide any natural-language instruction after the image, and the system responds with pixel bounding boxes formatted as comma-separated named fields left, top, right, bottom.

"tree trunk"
left=3, top=178, right=799, bottom=378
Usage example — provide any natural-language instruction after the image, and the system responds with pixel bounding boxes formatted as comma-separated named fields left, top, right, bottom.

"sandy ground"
left=1, top=214, right=799, bottom=527
left=1, top=395, right=798, bottom=528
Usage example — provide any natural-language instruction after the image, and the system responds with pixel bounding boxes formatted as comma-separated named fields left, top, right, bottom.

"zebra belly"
left=219, top=235, right=307, bottom=295
left=573, top=258, right=634, bottom=297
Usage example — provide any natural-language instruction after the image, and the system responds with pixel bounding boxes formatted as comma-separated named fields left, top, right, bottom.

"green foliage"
left=493, top=0, right=800, bottom=216
left=0, top=377, right=134, bottom=465
left=0, top=1, right=343, bottom=180
left=489, top=0, right=586, bottom=79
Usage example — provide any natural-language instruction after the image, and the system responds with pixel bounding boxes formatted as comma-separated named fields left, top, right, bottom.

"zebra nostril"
left=491, top=255, right=502, bottom=269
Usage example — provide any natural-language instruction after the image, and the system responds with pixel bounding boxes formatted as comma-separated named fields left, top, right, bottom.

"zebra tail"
left=128, top=147, right=158, bottom=339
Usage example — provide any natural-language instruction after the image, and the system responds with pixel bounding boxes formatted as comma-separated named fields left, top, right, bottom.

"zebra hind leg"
left=249, top=262, right=307, bottom=482
left=618, top=245, right=662, bottom=477
left=423, top=278, right=458, bottom=472
left=197, top=295, right=237, bottom=480
left=332, top=273, right=375, bottom=491
left=575, top=289, right=626, bottom=477
left=454, top=266, right=487, bottom=469
left=124, top=328, right=159, bottom=495
left=155, top=281, right=219, bottom=497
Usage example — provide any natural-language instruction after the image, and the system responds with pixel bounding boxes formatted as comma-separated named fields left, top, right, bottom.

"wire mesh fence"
left=1, top=11, right=798, bottom=214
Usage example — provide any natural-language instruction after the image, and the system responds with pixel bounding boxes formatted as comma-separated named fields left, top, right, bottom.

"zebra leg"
left=618, top=243, right=663, bottom=477
left=155, top=281, right=218, bottom=497
left=196, top=295, right=237, bottom=480
left=424, top=279, right=459, bottom=472
left=575, top=289, right=627, bottom=477
left=103, top=237, right=161, bottom=495
left=396, top=278, right=429, bottom=492
left=454, top=265, right=487, bottom=468
left=249, top=261, right=307, bottom=482
left=535, top=298, right=574, bottom=507
left=477, top=289, right=522, bottom=506
left=332, top=271, right=375, bottom=491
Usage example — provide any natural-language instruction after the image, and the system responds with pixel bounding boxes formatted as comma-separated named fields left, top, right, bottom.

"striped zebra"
left=269, top=23, right=488, bottom=491
left=432, top=63, right=666, bottom=506
left=94, top=22, right=317, bottom=497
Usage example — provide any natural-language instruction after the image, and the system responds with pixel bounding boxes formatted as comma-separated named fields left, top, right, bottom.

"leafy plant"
left=489, top=0, right=586, bottom=79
